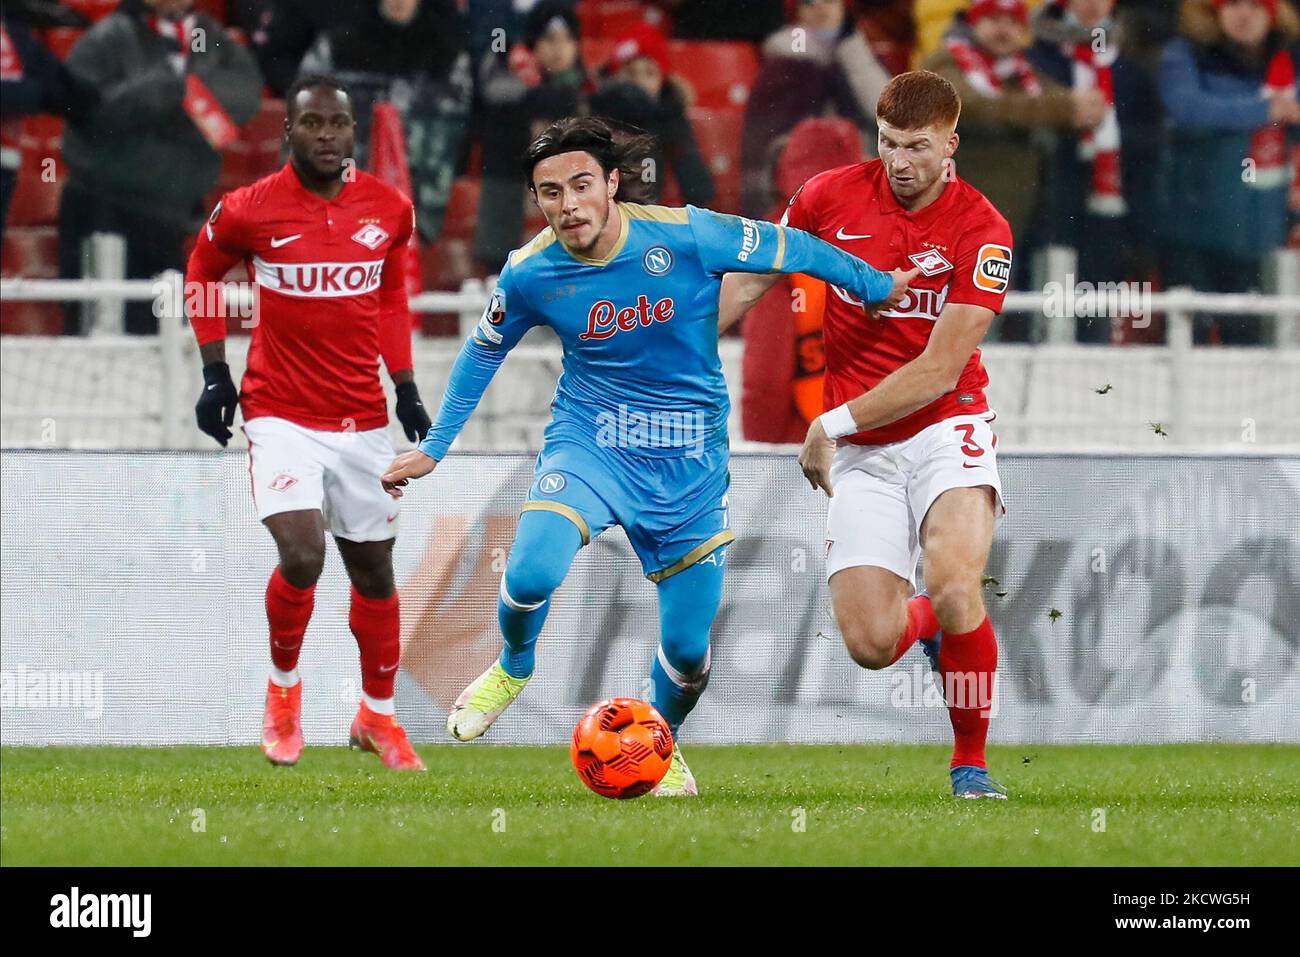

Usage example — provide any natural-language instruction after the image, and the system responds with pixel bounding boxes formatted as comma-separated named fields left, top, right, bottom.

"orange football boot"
left=349, top=701, right=426, bottom=771
left=262, top=679, right=304, bottom=766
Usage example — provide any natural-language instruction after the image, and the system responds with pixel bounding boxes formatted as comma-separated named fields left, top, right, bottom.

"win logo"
left=49, top=887, right=151, bottom=937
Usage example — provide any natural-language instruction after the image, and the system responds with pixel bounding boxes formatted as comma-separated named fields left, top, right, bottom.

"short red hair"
left=876, top=71, right=961, bottom=132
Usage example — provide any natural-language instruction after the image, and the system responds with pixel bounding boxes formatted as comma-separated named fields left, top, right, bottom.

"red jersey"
left=781, top=159, right=1012, bottom=445
left=187, top=163, right=415, bottom=432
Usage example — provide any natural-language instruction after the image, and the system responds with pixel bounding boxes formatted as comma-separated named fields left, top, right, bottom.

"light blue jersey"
left=419, top=202, right=893, bottom=578
left=421, top=203, right=893, bottom=461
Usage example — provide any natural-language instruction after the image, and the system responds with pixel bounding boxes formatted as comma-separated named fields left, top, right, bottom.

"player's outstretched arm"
left=718, top=272, right=781, bottom=333
left=688, top=206, right=914, bottom=310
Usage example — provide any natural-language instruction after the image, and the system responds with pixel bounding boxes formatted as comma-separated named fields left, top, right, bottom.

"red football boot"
left=349, top=702, right=426, bottom=771
left=262, top=679, right=304, bottom=766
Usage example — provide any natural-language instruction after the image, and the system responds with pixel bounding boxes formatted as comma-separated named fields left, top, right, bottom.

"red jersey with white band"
left=781, top=159, right=1012, bottom=446
left=186, top=163, right=414, bottom=432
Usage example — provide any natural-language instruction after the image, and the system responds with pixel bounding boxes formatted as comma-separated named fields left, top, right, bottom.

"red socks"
left=937, top=616, right=998, bottom=769
left=889, top=594, right=940, bottom=665
left=266, top=566, right=315, bottom=674
left=349, top=587, right=401, bottom=700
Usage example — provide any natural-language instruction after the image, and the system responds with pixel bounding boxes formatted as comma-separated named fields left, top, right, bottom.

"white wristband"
left=819, top=403, right=858, bottom=439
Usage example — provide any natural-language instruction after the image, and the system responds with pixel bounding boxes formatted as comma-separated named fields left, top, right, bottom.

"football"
left=570, top=698, right=674, bottom=799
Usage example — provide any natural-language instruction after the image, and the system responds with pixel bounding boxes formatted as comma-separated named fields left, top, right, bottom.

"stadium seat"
left=1, top=227, right=62, bottom=333
left=441, top=177, right=481, bottom=242
left=668, top=41, right=758, bottom=109
left=8, top=117, right=65, bottom=228
left=577, top=0, right=660, bottom=40
left=581, top=37, right=616, bottom=74
left=41, top=27, right=84, bottom=61
left=62, top=0, right=120, bottom=24
left=687, top=106, right=744, bottom=214
left=421, top=237, right=476, bottom=292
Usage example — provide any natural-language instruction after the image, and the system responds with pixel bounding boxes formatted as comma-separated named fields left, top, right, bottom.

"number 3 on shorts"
left=954, top=423, right=985, bottom=458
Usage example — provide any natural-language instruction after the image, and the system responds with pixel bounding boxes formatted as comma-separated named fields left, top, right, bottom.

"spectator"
left=924, top=0, right=1095, bottom=286
left=1027, top=0, right=1163, bottom=343
left=301, top=0, right=472, bottom=241
left=59, top=0, right=261, bottom=334
left=660, top=0, right=787, bottom=42
left=474, top=1, right=593, bottom=269
left=741, top=0, right=890, bottom=216
left=590, top=21, right=714, bottom=206
left=1, top=3, right=97, bottom=243
left=1159, top=0, right=1300, bottom=345
left=237, top=0, right=359, bottom=97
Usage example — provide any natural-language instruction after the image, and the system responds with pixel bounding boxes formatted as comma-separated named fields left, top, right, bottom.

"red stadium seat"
left=577, top=0, right=661, bottom=40
left=191, top=0, right=227, bottom=22
left=1, top=227, right=62, bottom=333
left=668, top=41, right=758, bottom=109
left=62, top=0, right=120, bottom=24
left=581, top=37, right=616, bottom=74
left=441, top=177, right=481, bottom=241
left=687, top=106, right=743, bottom=214
left=1, top=226, right=58, bottom=277
left=7, top=117, right=65, bottom=227
left=420, top=238, right=476, bottom=292
left=41, top=27, right=84, bottom=61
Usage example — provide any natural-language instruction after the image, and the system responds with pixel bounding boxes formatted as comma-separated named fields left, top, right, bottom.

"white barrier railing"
left=3, top=276, right=1299, bottom=451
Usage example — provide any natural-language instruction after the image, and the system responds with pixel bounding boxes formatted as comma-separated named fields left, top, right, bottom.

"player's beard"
left=558, top=206, right=608, bottom=257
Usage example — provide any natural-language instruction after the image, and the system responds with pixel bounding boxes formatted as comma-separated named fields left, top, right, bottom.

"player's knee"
left=502, top=554, right=566, bottom=608
left=350, top=567, right=394, bottom=599
left=278, top=542, right=325, bottom=587
left=659, top=625, right=710, bottom=676
left=840, top=620, right=898, bottom=671
left=929, top=579, right=983, bottom=633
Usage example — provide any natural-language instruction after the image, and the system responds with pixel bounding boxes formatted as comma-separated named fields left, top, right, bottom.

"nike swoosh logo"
left=835, top=228, right=872, bottom=241
left=378, top=664, right=398, bottom=674
left=962, top=463, right=982, bottom=469
left=269, top=234, right=302, bottom=248
left=386, top=514, right=397, bottom=523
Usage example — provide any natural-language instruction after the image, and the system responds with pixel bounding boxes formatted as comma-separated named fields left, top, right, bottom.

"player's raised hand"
left=799, top=418, right=836, bottom=498
left=195, top=361, right=239, bottom=447
left=882, top=267, right=920, bottom=311
left=381, top=449, right=438, bottom=499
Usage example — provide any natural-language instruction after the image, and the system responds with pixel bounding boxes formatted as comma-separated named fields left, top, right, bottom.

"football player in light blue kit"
left=382, top=117, right=915, bottom=794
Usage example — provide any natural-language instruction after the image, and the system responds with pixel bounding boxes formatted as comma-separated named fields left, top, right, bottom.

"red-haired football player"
left=187, top=76, right=432, bottom=771
left=721, top=70, right=1012, bottom=799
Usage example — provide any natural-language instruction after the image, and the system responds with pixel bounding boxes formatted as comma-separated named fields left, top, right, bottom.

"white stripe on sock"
left=362, top=692, right=395, bottom=715
left=656, top=646, right=711, bottom=691
left=499, top=577, right=546, bottom=612
left=269, top=667, right=299, bottom=688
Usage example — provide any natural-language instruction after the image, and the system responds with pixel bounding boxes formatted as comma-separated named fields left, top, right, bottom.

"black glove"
left=195, top=361, right=238, bottom=447
left=395, top=380, right=432, bottom=443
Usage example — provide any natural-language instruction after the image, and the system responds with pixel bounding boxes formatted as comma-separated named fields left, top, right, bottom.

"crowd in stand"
left=0, top=0, right=1296, bottom=346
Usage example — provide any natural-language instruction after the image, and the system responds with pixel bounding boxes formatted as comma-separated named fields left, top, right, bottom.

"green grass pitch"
left=2, top=744, right=1297, bottom=866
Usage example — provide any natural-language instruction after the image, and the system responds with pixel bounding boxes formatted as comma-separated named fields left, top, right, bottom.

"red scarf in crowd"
left=1071, top=38, right=1124, bottom=217
left=1253, top=48, right=1295, bottom=190
left=147, top=12, right=239, bottom=150
left=946, top=34, right=1042, bottom=98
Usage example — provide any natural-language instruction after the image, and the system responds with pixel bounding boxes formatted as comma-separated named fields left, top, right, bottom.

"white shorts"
left=243, top=416, right=399, bottom=542
left=824, top=413, right=1006, bottom=587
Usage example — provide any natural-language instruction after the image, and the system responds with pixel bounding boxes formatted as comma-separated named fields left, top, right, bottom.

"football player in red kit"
left=721, top=71, right=1012, bottom=798
left=187, top=76, right=432, bottom=770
